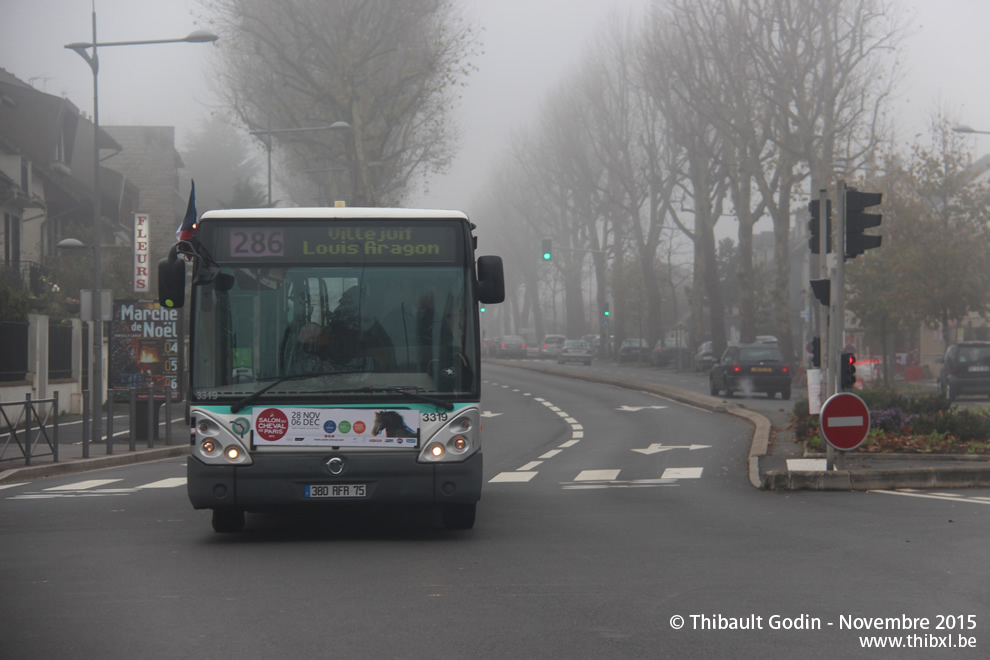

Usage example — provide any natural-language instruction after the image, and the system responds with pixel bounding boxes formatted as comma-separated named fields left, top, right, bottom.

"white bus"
left=159, top=207, right=504, bottom=532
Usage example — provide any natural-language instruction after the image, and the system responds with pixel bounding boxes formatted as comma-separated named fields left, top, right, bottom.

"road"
left=1, top=362, right=987, bottom=659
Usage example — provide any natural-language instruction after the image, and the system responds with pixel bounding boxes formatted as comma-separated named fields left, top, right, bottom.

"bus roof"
left=199, top=207, right=469, bottom=221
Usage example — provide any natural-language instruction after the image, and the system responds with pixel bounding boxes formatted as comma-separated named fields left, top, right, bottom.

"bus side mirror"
left=477, top=255, right=505, bottom=304
left=159, top=245, right=186, bottom=309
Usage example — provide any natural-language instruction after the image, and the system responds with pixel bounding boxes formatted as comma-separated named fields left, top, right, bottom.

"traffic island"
left=761, top=465, right=990, bottom=491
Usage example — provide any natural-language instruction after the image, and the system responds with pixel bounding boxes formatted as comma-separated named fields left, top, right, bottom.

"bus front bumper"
left=187, top=451, right=482, bottom=511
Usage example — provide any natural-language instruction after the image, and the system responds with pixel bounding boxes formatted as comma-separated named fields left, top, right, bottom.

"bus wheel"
left=441, top=504, right=476, bottom=530
left=212, top=508, right=245, bottom=533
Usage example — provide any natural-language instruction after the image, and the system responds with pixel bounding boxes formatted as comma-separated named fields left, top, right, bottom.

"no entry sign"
left=819, top=392, right=871, bottom=451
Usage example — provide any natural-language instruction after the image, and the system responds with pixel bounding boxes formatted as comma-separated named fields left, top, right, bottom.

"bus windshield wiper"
left=230, top=369, right=367, bottom=413
left=328, top=386, right=454, bottom=411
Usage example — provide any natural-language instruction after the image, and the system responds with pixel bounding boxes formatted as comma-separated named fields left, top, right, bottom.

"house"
left=0, top=68, right=184, bottom=414
left=0, top=67, right=141, bottom=287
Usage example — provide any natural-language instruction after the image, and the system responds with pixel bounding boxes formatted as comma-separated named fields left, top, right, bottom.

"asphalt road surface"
left=1, top=362, right=987, bottom=659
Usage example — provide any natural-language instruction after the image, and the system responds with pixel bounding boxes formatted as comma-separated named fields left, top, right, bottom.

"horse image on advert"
left=372, top=410, right=418, bottom=438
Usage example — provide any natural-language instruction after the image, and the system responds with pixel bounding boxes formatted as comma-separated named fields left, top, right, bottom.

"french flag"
left=175, top=180, right=197, bottom=241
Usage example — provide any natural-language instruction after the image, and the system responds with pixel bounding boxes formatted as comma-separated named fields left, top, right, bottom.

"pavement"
left=0, top=413, right=188, bottom=485
left=2, top=362, right=989, bottom=491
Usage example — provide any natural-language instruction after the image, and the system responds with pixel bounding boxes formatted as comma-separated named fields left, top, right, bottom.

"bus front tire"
left=212, top=508, right=245, bottom=533
left=441, top=503, right=476, bottom=530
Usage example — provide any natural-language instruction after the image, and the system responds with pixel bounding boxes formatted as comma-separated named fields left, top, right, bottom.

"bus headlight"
left=417, top=409, right=480, bottom=463
left=191, top=410, right=253, bottom=466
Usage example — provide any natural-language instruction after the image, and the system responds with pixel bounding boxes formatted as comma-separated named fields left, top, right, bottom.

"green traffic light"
left=480, top=307, right=486, bottom=313
left=542, top=252, right=551, bottom=260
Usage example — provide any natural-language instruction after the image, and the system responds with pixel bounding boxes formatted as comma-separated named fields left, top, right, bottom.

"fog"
left=3, top=0, right=990, bottom=219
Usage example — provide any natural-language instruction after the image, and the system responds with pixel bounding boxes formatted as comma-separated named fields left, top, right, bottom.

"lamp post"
left=66, top=9, right=217, bottom=450
left=953, top=125, right=990, bottom=135
left=249, top=122, right=351, bottom=206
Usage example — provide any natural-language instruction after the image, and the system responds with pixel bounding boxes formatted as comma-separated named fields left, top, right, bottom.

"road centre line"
left=45, top=479, right=122, bottom=491
left=137, top=478, right=187, bottom=489
left=489, top=471, right=537, bottom=483
left=576, top=469, right=621, bottom=481
left=871, top=490, right=990, bottom=506
left=662, top=467, right=704, bottom=479
left=486, top=380, right=587, bottom=484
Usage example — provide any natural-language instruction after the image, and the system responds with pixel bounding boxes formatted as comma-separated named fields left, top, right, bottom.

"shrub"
left=791, top=389, right=989, bottom=453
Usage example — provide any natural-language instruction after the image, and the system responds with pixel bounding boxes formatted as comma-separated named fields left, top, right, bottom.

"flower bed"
left=792, top=389, right=990, bottom=455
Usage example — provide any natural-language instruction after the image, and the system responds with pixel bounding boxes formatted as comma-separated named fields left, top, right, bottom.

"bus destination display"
left=217, top=224, right=458, bottom=263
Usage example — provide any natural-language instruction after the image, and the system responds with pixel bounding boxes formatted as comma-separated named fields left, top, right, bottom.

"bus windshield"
left=191, top=263, right=478, bottom=403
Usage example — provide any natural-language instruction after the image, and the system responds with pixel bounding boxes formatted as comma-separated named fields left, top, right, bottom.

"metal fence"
left=0, top=386, right=178, bottom=464
left=0, top=393, right=59, bottom=465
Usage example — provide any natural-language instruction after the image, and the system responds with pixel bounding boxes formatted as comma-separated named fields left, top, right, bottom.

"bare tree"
left=641, top=6, right=731, bottom=357
left=201, top=0, right=479, bottom=206
left=644, top=0, right=903, bottom=363
left=580, top=18, right=681, bottom=351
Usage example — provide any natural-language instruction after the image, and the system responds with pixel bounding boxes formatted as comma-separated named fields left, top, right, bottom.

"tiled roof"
left=0, top=66, right=120, bottom=166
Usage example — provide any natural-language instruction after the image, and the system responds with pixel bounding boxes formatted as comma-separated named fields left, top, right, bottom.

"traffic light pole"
left=816, top=188, right=830, bottom=399
left=827, top=180, right=850, bottom=470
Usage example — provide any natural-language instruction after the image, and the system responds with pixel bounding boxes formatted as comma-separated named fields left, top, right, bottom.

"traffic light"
left=810, top=279, right=830, bottom=307
left=807, top=199, right=832, bottom=254
left=811, top=337, right=821, bottom=368
left=541, top=238, right=552, bottom=261
left=480, top=306, right=486, bottom=313
left=840, top=352, right=856, bottom=390
left=603, top=304, right=609, bottom=317
left=845, top=189, right=882, bottom=259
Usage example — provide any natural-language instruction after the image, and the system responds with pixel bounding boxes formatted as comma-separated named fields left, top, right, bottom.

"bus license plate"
left=305, top=484, right=366, bottom=498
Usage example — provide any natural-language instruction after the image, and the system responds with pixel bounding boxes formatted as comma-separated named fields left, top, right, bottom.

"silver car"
left=540, top=334, right=567, bottom=359
left=557, top=339, right=593, bottom=365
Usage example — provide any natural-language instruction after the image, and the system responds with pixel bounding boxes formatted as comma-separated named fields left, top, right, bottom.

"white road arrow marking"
left=480, top=411, right=503, bottom=418
left=631, top=443, right=711, bottom=455
left=616, top=405, right=669, bottom=412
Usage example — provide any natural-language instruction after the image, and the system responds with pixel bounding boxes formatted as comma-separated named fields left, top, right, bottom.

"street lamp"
left=249, top=122, right=351, bottom=206
left=952, top=125, right=990, bottom=135
left=66, top=9, right=217, bottom=450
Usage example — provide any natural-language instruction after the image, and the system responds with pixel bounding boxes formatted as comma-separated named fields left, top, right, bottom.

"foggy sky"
left=3, top=0, right=990, bottom=222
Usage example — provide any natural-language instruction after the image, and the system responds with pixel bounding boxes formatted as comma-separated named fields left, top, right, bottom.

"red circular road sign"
left=819, top=392, right=871, bottom=451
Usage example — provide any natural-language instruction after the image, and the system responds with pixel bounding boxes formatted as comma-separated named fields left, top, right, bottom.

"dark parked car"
left=495, top=335, right=527, bottom=359
left=557, top=339, right=593, bottom=365
left=937, top=341, right=990, bottom=401
left=709, top=343, right=791, bottom=399
left=650, top=340, right=669, bottom=367
left=618, top=338, right=649, bottom=363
